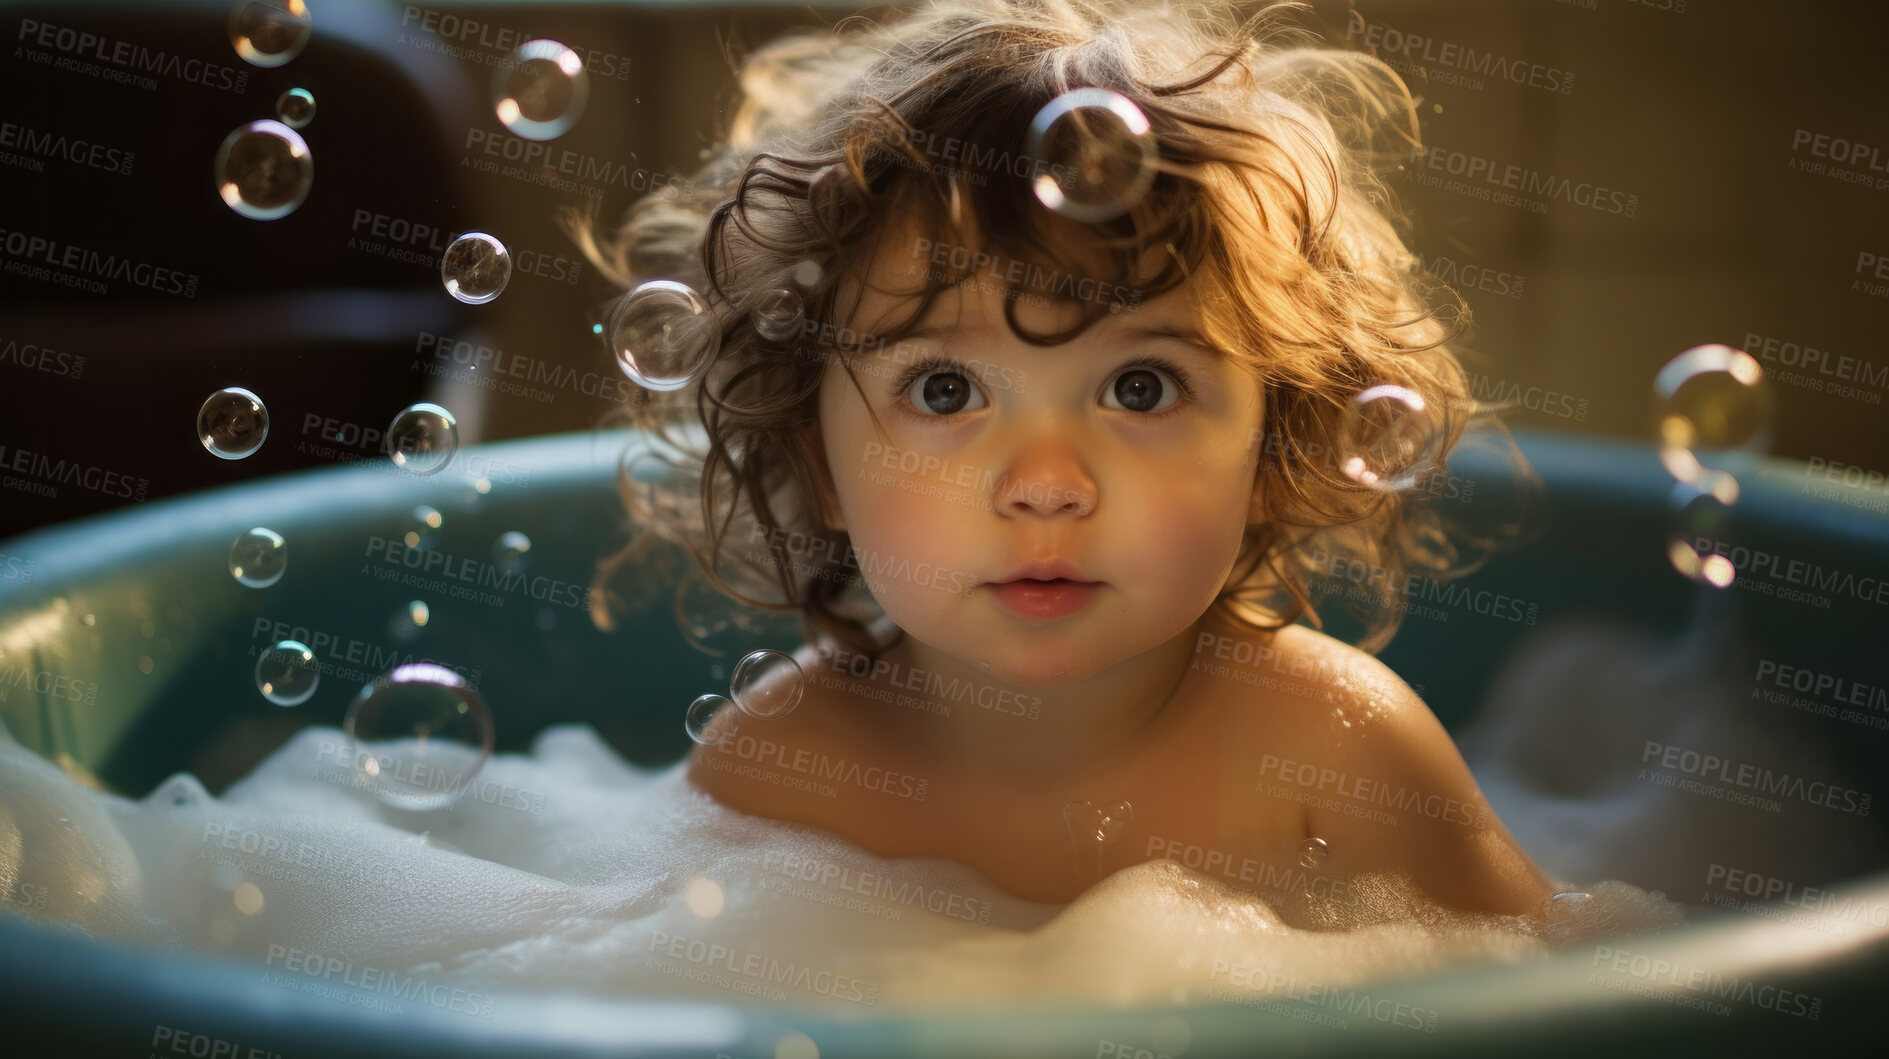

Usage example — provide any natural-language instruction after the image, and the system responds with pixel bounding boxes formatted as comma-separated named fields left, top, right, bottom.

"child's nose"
left=992, top=469, right=1097, bottom=518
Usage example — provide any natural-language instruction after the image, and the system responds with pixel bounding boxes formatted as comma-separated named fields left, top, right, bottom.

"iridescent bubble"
left=214, top=120, right=312, bottom=220
left=386, top=404, right=459, bottom=475
left=440, top=232, right=512, bottom=305
left=1024, top=88, right=1158, bottom=224
left=1655, top=344, right=1774, bottom=500
left=1299, top=836, right=1329, bottom=869
left=730, top=649, right=804, bottom=720
left=493, top=531, right=532, bottom=574
left=228, top=527, right=287, bottom=588
left=275, top=87, right=316, bottom=129
left=493, top=39, right=589, bottom=141
left=198, top=387, right=270, bottom=459
left=1666, top=480, right=1737, bottom=588
left=686, top=694, right=741, bottom=746
left=750, top=288, right=805, bottom=343
left=610, top=280, right=719, bottom=391
left=228, top=0, right=310, bottom=68
left=255, top=640, right=319, bottom=706
left=388, top=599, right=430, bottom=644
left=405, top=505, right=444, bottom=549
left=1336, top=384, right=1444, bottom=491
left=343, top=663, right=495, bottom=811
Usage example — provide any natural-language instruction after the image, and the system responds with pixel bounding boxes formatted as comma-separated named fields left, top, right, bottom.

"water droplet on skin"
left=1299, top=836, right=1329, bottom=869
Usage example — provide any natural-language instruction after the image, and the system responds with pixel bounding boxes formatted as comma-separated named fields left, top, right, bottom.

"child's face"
left=817, top=221, right=1266, bottom=686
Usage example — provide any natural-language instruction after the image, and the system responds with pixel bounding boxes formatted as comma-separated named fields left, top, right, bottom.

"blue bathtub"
left=1, top=429, right=1885, bottom=1056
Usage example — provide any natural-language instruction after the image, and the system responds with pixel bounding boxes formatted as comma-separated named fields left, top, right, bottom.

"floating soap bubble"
left=1666, top=480, right=1737, bottom=588
left=610, top=280, right=720, bottom=391
left=198, top=387, right=270, bottom=459
left=405, top=505, right=444, bottom=549
left=1336, top=384, right=1444, bottom=491
left=344, top=663, right=496, bottom=811
left=493, top=39, right=589, bottom=141
left=1299, top=836, right=1329, bottom=869
left=1024, top=88, right=1158, bottom=224
left=730, top=649, right=805, bottom=720
left=751, top=288, right=804, bottom=343
left=1654, top=344, right=1774, bottom=500
left=440, top=232, right=512, bottom=304
left=214, top=120, right=312, bottom=220
left=255, top=640, right=319, bottom=706
left=494, top=531, right=532, bottom=573
left=386, top=403, right=459, bottom=475
left=388, top=599, right=430, bottom=644
left=229, top=0, right=310, bottom=68
left=228, top=527, right=287, bottom=588
left=275, top=87, right=316, bottom=129
left=686, top=694, right=741, bottom=746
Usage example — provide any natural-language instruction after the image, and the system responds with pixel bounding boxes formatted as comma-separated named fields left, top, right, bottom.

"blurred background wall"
left=2, top=0, right=1885, bottom=541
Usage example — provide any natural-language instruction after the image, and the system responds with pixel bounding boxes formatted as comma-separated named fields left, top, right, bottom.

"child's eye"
left=894, top=362, right=990, bottom=417
left=889, top=355, right=1195, bottom=420
left=1102, top=357, right=1194, bottom=415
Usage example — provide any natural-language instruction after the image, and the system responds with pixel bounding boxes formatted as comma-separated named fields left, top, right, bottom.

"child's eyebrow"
left=888, top=320, right=1215, bottom=354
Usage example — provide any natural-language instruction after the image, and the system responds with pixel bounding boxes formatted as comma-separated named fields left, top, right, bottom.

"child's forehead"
left=838, top=210, right=1196, bottom=340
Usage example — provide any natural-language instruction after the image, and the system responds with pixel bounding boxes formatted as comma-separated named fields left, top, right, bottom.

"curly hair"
left=567, top=0, right=1521, bottom=660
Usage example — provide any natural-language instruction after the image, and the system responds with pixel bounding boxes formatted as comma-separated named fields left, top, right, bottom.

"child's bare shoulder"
left=1199, top=618, right=1553, bottom=916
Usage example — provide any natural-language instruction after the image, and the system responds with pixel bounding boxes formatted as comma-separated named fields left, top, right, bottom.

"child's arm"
left=1268, top=639, right=1559, bottom=919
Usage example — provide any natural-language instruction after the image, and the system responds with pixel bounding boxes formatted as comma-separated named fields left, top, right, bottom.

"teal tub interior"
left=2, top=428, right=1886, bottom=1056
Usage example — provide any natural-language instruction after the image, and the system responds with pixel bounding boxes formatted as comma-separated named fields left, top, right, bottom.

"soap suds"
left=1, top=709, right=1685, bottom=1014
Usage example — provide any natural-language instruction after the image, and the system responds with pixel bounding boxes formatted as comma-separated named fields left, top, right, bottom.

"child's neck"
left=869, top=615, right=1204, bottom=785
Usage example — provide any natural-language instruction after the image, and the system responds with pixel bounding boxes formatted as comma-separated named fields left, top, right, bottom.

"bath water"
left=1, top=702, right=1686, bottom=1015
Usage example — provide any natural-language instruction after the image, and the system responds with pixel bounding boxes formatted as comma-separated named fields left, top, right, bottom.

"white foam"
left=0, top=708, right=1696, bottom=1014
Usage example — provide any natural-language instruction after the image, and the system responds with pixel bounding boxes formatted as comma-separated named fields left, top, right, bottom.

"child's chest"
left=831, top=679, right=1318, bottom=905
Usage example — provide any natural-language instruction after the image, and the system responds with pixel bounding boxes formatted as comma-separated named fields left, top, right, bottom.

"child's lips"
left=986, top=578, right=1102, bottom=620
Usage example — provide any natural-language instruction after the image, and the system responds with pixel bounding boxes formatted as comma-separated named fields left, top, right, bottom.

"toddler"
left=573, top=0, right=1556, bottom=927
